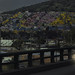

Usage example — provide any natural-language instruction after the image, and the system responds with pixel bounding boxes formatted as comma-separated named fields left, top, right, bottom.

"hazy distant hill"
left=2, top=0, right=75, bottom=14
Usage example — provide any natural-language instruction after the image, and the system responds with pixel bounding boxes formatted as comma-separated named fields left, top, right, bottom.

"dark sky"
left=0, top=0, right=49, bottom=13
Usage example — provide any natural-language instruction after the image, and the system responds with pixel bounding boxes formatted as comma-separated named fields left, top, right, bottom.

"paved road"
left=30, top=65, right=75, bottom=75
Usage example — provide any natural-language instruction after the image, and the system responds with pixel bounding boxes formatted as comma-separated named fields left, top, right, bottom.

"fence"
left=0, top=47, right=74, bottom=72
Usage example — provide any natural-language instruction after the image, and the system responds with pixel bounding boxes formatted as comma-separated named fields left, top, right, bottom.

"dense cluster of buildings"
left=0, top=11, right=75, bottom=32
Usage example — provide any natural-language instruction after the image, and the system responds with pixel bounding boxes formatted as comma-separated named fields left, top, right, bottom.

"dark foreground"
left=31, top=65, right=75, bottom=75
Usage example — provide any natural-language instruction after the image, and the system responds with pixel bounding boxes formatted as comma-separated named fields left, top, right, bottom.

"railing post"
left=40, top=52, right=44, bottom=64
left=0, top=56, right=2, bottom=72
left=68, top=48, right=71, bottom=60
left=14, top=54, right=19, bottom=69
left=51, top=51, right=54, bottom=63
left=60, top=49, right=64, bottom=61
left=28, top=53, right=32, bottom=67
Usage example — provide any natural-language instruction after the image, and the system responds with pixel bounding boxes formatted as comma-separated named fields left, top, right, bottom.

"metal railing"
left=0, top=47, right=74, bottom=72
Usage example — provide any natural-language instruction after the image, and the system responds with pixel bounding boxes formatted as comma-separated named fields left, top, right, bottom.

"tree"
left=51, top=12, right=73, bottom=46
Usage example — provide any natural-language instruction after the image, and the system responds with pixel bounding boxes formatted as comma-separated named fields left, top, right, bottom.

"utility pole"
left=0, top=23, right=1, bottom=53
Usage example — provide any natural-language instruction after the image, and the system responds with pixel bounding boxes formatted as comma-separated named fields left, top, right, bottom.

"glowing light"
left=72, top=54, right=75, bottom=60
